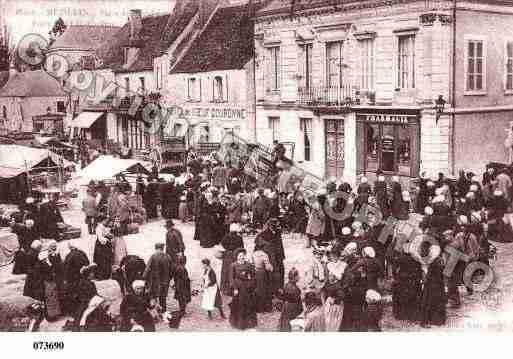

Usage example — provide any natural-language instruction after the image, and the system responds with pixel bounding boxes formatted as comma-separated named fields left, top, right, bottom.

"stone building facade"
left=254, top=0, right=513, bottom=185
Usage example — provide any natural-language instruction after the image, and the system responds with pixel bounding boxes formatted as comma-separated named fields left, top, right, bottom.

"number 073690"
left=32, top=341, right=64, bottom=350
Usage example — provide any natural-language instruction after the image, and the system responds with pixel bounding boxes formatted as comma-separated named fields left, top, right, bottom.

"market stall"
left=0, top=144, right=75, bottom=204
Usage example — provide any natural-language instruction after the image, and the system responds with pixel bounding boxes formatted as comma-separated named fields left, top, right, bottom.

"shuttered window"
left=298, top=43, right=313, bottom=89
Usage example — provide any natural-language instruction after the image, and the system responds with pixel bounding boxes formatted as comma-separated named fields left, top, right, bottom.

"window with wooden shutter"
left=298, top=43, right=313, bottom=89
left=326, top=41, right=344, bottom=88
left=397, top=35, right=416, bottom=89
left=356, top=120, right=365, bottom=175
left=269, top=46, right=281, bottom=91
left=506, top=41, right=513, bottom=91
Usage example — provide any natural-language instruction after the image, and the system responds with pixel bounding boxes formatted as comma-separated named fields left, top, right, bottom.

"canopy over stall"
left=0, top=144, right=74, bottom=203
left=0, top=144, right=74, bottom=178
left=72, top=112, right=104, bottom=129
left=71, top=155, right=150, bottom=186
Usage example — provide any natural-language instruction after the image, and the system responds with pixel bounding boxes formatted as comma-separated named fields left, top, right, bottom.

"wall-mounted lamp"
left=435, top=95, right=446, bottom=124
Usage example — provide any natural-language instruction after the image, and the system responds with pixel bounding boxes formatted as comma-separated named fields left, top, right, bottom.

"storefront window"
left=359, top=114, right=419, bottom=177
left=381, top=125, right=395, bottom=172
left=365, top=123, right=379, bottom=171
left=397, top=125, right=411, bottom=175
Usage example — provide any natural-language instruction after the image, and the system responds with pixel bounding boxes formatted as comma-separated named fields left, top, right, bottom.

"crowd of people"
left=2, top=142, right=510, bottom=331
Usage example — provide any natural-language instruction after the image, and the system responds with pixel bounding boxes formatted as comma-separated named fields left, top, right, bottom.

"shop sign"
left=359, top=114, right=412, bottom=124
left=170, top=105, right=246, bottom=121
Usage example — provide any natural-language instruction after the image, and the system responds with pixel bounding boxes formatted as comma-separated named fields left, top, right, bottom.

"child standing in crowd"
left=174, top=254, right=191, bottom=316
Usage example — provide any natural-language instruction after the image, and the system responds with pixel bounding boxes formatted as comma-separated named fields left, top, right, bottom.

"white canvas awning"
left=72, top=112, right=104, bottom=129
left=71, top=155, right=150, bottom=186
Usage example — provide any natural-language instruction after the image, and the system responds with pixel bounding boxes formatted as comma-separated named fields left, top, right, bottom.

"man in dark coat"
left=356, top=177, right=372, bottom=212
left=252, top=188, right=270, bottom=228
left=165, top=219, right=185, bottom=264
left=146, top=178, right=161, bottom=219
left=143, top=242, right=173, bottom=312
left=39, top=193, right=64, bottom=239
left=161, top=177, right=179, bottom=219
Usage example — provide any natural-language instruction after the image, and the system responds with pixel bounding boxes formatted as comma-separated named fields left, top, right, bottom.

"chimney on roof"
left=129, top=9, right=143, bottom=41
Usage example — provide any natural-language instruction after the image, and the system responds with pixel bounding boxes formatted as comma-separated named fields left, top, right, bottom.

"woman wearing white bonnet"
left=343, top=242, right=358, bottom=256
left=418, top=242, right=446, bottom=329
left=362, top=246, right=375, bottom=258
left=229, top=223, right=241, bottom=233
left=424, top=206, right=434, bottom=216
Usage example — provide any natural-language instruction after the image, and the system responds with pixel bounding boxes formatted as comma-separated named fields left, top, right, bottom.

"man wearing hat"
left=39, top=193, right=64, bottom=240
left=165, top=219, right=185, bottom=265
left=143, top=242, right=174, bottom=312
left=355, top=176, right=371, bottom=212
left=252, top=188, right=270, bottom=229
left=160, top=176, right=179, bottom=220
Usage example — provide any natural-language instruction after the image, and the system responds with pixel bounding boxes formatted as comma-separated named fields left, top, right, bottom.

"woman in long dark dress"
left=93, top=217, right=113, bottom=280
left=229, top=248, right=257, bottom=330
left=278, top=268, right=303, bottom=332
left=120, top=280, right=156, bottom=332
left=193, top=184, right=208, bottom=241
left=390, top=176, right=403, bottom=218
left=416, top=174, right=430, bottom=214
left=23, top=240, right=45, bottom=301
left=374, top=175, right=390, bottom=219
left=252, top=240, right=274, bottom=313
left=210, top=190, right=227, bottom=245
left=40, top=240, right=65, bottom=321
left=392, top=243, right=423, bottom=322
left=74, top=264, right=98, bottom=329
left=220, top=224, right=244, bottom=296
left=419, top=245, right=447, bottom=328
left=199, top=191, right=218, bottom=248
left=12, top=219, right=39, bottom=275
left=340, top=263, right=368, bottom=332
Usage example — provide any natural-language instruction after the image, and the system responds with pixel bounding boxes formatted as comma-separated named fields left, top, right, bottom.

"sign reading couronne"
left=172, top=106, right=246, bottom=120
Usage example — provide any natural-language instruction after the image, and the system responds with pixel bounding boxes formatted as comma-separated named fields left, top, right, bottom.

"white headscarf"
left=363, top=246, right=375, bottom=258
left=343, top=242, right=358, bottom=256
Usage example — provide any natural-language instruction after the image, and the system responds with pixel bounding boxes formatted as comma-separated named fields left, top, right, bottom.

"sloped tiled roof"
left=172, top=5, right=254, bottom=74
left=0, top=70, right=66, bottom=97
left=97, top=14, right=170, bottom=73
left=49, top=25, right=121, bottom=51
left=160, top=0, right=200, bottom=53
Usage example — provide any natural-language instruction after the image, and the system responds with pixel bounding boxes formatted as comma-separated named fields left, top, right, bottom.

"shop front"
left=169, top=104, right=247, bottom=151
left=355, top=109, right=420, bottom=179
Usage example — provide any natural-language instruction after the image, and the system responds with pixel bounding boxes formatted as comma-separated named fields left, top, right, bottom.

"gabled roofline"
left=169, top=2, right=224, bottom=74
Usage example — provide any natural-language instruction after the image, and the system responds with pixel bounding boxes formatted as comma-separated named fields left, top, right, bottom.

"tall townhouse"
left=254, top=0, right=513, bottom=185
left=164, top=1, right=257, bottom=151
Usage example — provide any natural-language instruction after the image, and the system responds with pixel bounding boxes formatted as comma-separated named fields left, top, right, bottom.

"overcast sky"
left=3, top=0, right=173, bottom=44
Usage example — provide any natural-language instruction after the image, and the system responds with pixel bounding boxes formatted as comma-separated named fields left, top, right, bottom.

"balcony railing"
left=298, top=85, right=357, bottom=107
